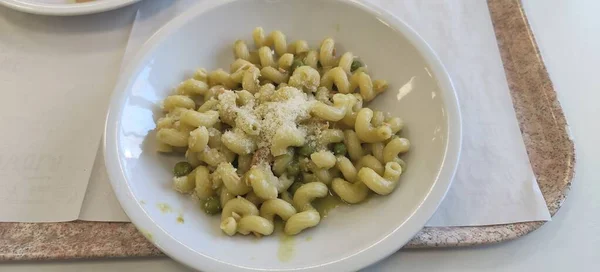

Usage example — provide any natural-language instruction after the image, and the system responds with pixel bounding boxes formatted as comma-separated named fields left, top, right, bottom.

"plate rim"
left=103, top=0, right=463, bottom=271
left=0, top=0, right=141, bottom=16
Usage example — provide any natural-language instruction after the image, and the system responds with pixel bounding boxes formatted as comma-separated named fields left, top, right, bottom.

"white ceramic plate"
left=0, top=0, right=140, bottom=16
left=104, top=0, right=462, bottom=271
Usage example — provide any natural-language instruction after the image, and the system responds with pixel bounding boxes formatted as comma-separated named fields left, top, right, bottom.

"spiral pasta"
left=355, top=155, right=385, bottom=176
left=194, top=166, right=214, bottom=200
left=233, top=40, right=251, bottom=61
left=335, top=156, right=357, bottom=182
left=221, top=196, right=259, bottom=221
left=177, top=78, right=209, bottom=96
left=319, top=38, right=337, bottom=67
left=332, top=178, right=369, bottom=204
left=237, top=215, right=274, bottom=236
left=287, top=40, right=310, bottom=55
left=310, top=93, right=356, bottom=121
left=359, top=162, right=403, bottom=195
left=355, top=108, right=393, bottom=143
left=208, top=69, right=238, bottom=89
left=260, top=199, right=297, bottom=223
left=285, top=210, right=321, bottom=235
left=383, top=137, right=410, bottom=164
left=293, top=182, right=328, bottom=212
left=156, top=27, right=410, bottom=237
left=310, top=150, right=336, bottom=169
left=288, top=66, right=320, bottom=92
left=163, top=95, right=195, bottom=112
left=246, top=165, right=278, bottom=200
left=261, top=66, right=289, bottom=84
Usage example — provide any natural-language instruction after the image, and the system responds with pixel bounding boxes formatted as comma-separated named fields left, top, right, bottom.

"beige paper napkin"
left=0, top=6, right=135, bottom=222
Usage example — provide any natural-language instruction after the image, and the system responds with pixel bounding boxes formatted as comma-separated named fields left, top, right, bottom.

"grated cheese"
left=253, top=87, right=313, bottom=149
left=215, top=86, right=326, bottom=160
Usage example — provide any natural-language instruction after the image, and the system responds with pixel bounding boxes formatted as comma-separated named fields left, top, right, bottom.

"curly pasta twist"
left=310, top=93, right=356, bottom=121
left=355, top=108, right=393, bottom=143
left=358, top=162, right=403, bottom=195
left=214, top=162, right=251, bottom=196
left=292, top=182, right=328, bottom=212
left=319, top=38, right=337, bottom=67
left=338, top=52, right=354, bottom=75
left=288, top=66, right=320, bottom=93
left=383, top=137, right=410, bottom=164
left=261, top=66, right=289, bottom=84
left=287, top=40, right=310, bottom=54
left=260, top=199, right=297, bottom=223
left=208, top=69, right=238, bottom=89
left=284, top=210, right=320, bottom=235
left=238, top=215, right=274, bottom=236
left=194, top=165, right=214, bottom=200
left=246, top=165, right=278, bottom=200
left=221, top=196, right=259, bottom=221
left=233, top=40, right=251, bottom=61
left=159, top=27, right=411, bottom=238
left=332, top=178, right=369, bottom=204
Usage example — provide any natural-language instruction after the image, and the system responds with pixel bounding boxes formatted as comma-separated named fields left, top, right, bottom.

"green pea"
left=332, top=143, right=347, bottom=156
left=297, top=145, right=315, bottom=157
left=202, top=197, right=221, bottom=215
left=173, top=161, right=193, bottom=177
left=286, top=160, right=300, bottom=176
left=291, top=59, right=304, bottom=72
left=350, top=60, right=363, bottom=72
left=288, top=182, right=304, bottom=196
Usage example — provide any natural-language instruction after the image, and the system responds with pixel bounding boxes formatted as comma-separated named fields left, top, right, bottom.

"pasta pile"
left=155, top=27, right=411, bottom=237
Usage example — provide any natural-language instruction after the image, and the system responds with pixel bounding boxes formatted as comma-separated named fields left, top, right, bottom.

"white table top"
left=4, top=0, right=599, bottom=271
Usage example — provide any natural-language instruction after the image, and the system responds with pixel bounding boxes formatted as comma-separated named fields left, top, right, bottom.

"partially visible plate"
left=0, top=0, right=141, bottom=16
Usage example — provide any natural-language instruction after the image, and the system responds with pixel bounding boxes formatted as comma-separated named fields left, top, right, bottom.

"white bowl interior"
left=108, top=0, right=457, bottom=271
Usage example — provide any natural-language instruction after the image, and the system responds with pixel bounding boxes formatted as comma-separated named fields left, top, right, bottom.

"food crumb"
left=140, top=229, right=153, bottom=241
left=176, top=214, right=185, bottom=224
left=157, top=203, right=172, bottom=213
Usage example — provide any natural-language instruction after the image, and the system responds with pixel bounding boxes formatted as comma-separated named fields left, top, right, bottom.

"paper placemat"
left=0, top=0, right=550, bottom=226
left=0, top=6, right=135, bottom=222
